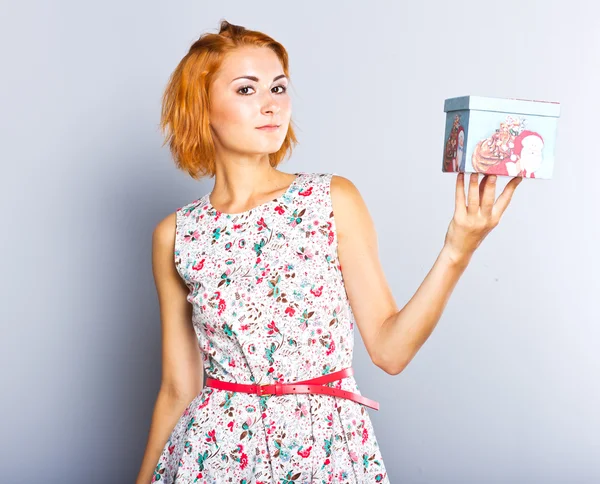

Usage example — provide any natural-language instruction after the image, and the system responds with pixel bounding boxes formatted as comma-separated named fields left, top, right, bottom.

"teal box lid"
left=444, top=95, right=561, bottom=118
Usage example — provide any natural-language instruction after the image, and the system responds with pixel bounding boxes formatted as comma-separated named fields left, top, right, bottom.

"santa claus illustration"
left=479, top=129, right=544, bottom=178
left=508, top=130, right=544, bottom=178
left=443, top=116, right=464, bottom=173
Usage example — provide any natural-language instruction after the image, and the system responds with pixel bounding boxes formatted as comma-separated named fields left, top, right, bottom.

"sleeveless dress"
left=151, top=172, right=389, bottom=483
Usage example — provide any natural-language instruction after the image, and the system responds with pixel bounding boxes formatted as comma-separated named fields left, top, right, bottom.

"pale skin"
left=137, top=45, right=522, bottom=482
left=336, top=171, right=522, bottom=375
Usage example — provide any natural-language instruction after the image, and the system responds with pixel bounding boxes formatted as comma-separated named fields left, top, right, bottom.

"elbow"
left=373, top=354, right=407, bottom=376
left=381, top=362, right=406, bottom=376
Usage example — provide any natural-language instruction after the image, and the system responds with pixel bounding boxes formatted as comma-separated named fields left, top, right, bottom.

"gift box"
left=442, top=95, right=561, bottom=179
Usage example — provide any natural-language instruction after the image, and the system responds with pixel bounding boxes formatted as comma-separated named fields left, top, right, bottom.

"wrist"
left=441, top=243, right=473, bottom=267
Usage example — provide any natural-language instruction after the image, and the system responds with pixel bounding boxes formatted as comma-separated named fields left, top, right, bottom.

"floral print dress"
left=151, top=172, right=389, bottom=483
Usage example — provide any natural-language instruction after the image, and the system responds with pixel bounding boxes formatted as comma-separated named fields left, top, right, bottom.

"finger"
left=455, top=172, right=466, bottom=215
left=467, top=173, right=480, bottom=214
left=480, top=175, right=497, bottom=216
left=493, top=176, right=523, bottom=218
left=478, top=175, right=487, bottom=202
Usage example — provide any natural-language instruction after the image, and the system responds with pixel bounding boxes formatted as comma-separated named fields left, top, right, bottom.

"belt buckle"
left=258, top=382, right=272, bottom=396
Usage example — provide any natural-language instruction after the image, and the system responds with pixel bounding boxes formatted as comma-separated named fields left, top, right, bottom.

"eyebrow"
left=230, top=74, right=287, bottom=84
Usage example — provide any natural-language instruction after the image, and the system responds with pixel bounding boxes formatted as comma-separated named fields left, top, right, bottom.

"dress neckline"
left=205, top=172, right=304, bottom=217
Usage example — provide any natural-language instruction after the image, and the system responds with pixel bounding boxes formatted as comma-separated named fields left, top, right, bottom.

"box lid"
left=444, top=95, right=561, bottom=117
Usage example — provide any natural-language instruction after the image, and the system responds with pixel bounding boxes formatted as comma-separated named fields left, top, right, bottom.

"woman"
left=137, top=20, right=522, bottom=483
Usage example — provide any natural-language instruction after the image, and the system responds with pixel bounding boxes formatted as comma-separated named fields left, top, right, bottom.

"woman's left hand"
left=443, top=172, right=523, bottom=264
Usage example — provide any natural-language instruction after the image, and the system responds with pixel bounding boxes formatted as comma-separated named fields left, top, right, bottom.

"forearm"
left=136, top=388, right=197, bottom=484
left=376, top=244, right=472, bottom=375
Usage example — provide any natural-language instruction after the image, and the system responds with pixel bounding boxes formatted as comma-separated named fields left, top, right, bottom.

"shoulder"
left=328, top=174, right=371, bottom=238
left=330, top=173, right=359, bottom=196
left=299, top=172, right=365, bottom=213
left=152, top=197, right=203, bottom=249
left=153, top=211, right=177, bottom=253
left=299, top=172, right=359, bottom=196
left=330, top=174, right=365, bottom=211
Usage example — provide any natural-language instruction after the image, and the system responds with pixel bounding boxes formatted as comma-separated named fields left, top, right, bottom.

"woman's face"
left=208, top=46, right=292, bottom=158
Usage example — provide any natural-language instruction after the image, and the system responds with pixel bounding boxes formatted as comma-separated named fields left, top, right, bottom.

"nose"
left=261, top=93, right=281, bottom=116
left=262, top=102, right=280, bottom=116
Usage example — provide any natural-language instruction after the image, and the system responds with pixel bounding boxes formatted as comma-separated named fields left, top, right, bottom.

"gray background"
left=1, top=1, right=598, bottom=482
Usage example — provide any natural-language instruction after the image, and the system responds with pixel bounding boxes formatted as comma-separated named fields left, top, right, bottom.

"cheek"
left=210, top=96, right=255, bottom=128
left=211, top=101, right=251, bottom=129
left=281, top=97, right=292, bottom=116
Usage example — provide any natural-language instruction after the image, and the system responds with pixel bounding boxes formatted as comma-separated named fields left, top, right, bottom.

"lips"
left=257, top=124, right=280, bottom=129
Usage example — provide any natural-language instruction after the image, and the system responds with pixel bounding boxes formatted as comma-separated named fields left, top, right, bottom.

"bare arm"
left=332, top=173, right=522, bottom=375
left=136, top=211, right=205, bottom=484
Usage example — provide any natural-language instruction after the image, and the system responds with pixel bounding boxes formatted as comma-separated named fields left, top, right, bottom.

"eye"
left=238, top=85, right=254, bottom=95
left=237, top=85, right=288, bottom=96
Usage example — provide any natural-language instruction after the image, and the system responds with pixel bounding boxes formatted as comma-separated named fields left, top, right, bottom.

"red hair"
left=160, top=20, right=299, bottom=180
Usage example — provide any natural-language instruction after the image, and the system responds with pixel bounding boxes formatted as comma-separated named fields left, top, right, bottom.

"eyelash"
left=237, top=85, right=288, bottom=96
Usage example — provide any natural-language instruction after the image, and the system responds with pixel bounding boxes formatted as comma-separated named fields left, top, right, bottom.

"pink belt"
left=205, top=367, right=379, bottom=411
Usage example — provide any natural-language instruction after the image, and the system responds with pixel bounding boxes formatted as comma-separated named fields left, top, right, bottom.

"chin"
left=254, top=141, right=285, bottom=152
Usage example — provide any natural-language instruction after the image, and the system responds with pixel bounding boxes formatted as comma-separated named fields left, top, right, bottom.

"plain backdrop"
left=1, top=1, right=599, bottom=483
